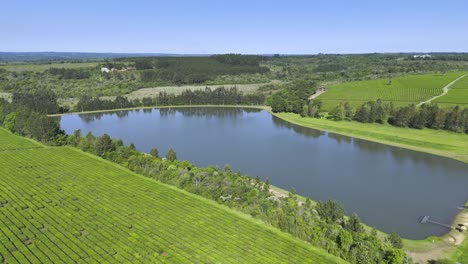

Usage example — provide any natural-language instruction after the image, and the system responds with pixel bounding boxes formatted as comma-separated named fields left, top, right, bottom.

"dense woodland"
left=0, top=90, right=410, bottom=264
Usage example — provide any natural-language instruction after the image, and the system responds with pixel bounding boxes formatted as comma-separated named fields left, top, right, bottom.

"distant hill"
left=0, top=52, right=208, bottom=62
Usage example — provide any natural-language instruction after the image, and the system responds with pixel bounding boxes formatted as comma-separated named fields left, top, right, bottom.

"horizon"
left=2, top=0, right=468, bottom=54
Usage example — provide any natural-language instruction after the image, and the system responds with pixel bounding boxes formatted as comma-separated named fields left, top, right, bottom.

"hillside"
left=317, top=72, right=468, bottom=111
left=0, top=129, right=344, bottom=263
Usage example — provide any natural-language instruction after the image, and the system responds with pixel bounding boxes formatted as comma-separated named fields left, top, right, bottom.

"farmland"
left=0, top=62, right=99, bottom=73
left=316, top=72, right=468, bottom=111
left=433, top=74, right=468, bottom=107
left=0, top=129, right=343, bottom=263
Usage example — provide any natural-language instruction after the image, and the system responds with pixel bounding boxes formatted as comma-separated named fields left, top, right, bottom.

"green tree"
left=150, top=148, right=159, bottom=158
left=331, top=102, right=345, bottom=120
left=301, top=104, right=309, bottom=117
left=316, top=200, right=345, bottom=223
left=386, top=232, right=403, bottom=249
left=95, top=134, right=115, bottom=156
left=166, top=148, right=177, bottom=162
left=3, top=112, right=17, bottom=132
left=345, top=213, right=364, bottom=233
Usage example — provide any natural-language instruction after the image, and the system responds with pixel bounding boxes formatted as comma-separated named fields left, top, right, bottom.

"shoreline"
left=51, top=104, right=467, bottom=258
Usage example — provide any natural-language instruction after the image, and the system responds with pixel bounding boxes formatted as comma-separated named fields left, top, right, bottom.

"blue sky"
left=2, top=0, right=467, bottom=54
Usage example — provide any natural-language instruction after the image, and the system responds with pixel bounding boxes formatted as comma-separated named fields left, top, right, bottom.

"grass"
left=272, top=112, right=468, bottom=163
left=0, top=129, right=42, bottom=151
left=433, top=74, right=468, bottom=108
left=317, top=72, right=468, bottom=111
left=0, top=62, right=98, bottom=72
left=450, top=237, right=468, bottom=262
left=0, top=129, right=344, bottom=263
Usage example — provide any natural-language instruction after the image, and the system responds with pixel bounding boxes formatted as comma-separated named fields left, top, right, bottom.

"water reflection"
left=271, top=116, right=324, bottom=139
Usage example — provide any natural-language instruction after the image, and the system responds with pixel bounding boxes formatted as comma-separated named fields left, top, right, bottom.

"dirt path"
left=409, top=209, right=468, bottom=263
left=417, top=74, right=468, bottom=106
left=308, top=89, right=326, bottom=100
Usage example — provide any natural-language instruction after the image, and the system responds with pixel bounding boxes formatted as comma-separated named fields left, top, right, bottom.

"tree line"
left=76, top=87, right=266, bottom=112
left=328, top=100, right=468, bottom=134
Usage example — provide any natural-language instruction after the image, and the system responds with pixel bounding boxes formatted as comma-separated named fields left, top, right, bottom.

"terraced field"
left=0, top=130, right=343, bottom=263
left=317, top=72, right=467, bottom=111
left=0, top=129, right=42, bottom=151
left=433, top=74, right=468, bottom=108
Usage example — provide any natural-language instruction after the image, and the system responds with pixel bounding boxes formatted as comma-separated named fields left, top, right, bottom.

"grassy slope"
left=273, top=112, right=468, bottom=163
left=0, top=130, right=344, bottom=264
left=434, top=74, right=468, bottom=107
left=318, top=72, right=467, bottom=111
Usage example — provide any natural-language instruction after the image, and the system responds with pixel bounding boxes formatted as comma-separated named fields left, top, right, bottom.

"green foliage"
left=3, top=112, right=16, bottom=131
left=386, top=232, right=404, bottom=249
left=95, top=134, right=115, bottom=156
left=150, top=147, right=159, bottom=158
left=166, top=148, right=177, bottom=161
left=316, top=200, right=345, bottom=224
left=270, top=80, right=316, bottom=113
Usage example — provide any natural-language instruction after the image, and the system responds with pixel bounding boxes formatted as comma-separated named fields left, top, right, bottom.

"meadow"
left=0, top=129, right=343, bottom=263
left=433, top=74, right=468, bottom=107
left=317, top=72, right=468, bottom=111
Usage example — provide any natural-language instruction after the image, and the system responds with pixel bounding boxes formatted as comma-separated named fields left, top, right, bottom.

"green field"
left=317, top=72, right=467, bottom=111
left=433, top=74, right=468, bottom=107
left=0, top=129, right=42, bottom=151
left=273, top=112, right=468, bottom=163
left=0, top=130, right=343, bottom=263
left=0, top=62, right=98, bottom=72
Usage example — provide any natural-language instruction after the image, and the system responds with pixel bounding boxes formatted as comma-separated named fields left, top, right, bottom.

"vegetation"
left=317, top=72, right=468, bottom=111
left=0, top=132, right=347, bottom=263
left=434, top=75, right=468, bottom=107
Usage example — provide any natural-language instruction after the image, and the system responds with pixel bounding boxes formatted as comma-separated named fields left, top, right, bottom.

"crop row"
left=0, top=146, right=341, bottom=263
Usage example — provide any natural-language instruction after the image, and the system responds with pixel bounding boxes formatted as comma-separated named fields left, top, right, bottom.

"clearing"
left=122, top=80, right=282, bottom=100
left=0, top=129, right=343, bottom=263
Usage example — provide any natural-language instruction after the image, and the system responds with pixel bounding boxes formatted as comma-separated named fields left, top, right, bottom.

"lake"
left=59, top=107, right=468, bottom=239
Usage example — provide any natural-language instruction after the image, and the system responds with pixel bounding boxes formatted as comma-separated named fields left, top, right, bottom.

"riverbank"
left=48, top=104, right=271, bottom=117
left=272, top=112, right=468, bottom=164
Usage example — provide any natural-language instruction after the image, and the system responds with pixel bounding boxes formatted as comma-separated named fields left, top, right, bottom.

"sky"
left=2, top=0, right=467, bottom=54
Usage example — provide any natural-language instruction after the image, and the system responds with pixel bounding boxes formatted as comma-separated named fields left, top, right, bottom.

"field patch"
left=0, top=129, right=42, bottom=151
left=433, top=74, right=468, bottom=107
left=317, top=72, right=467, bottom=111
left=0, top=142, right=342, bottom=263
left=123, top=81, right=282, bottom=100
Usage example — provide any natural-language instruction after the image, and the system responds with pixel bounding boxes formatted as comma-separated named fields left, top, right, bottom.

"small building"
left=101, top=67, right=110, bottom=73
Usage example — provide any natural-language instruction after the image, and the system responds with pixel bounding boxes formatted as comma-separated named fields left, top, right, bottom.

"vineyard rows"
left=0, top=131, right=343, bottom=263
left=318, top=72, right=468, bottom=111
